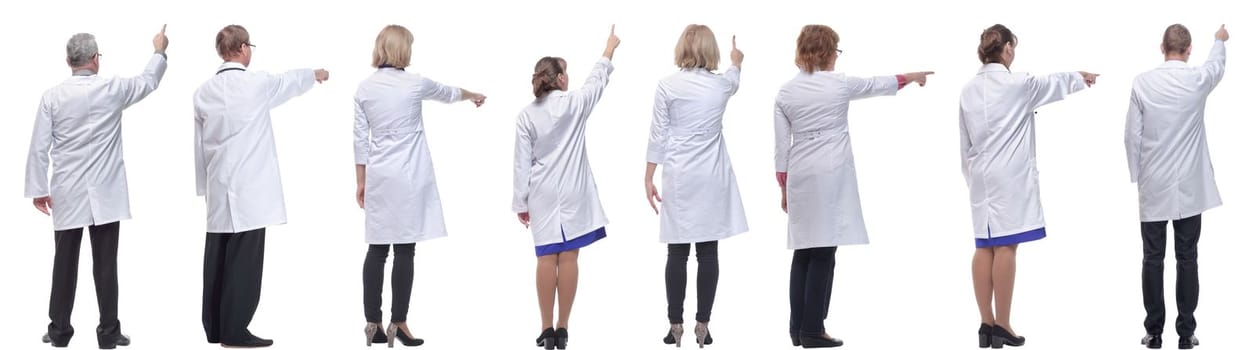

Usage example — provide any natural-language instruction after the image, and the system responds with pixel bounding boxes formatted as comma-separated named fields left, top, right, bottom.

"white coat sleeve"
left=1124, top=90, right=1144, bottom=183
left=265, top=69, right=316, bottom=109
left=574, top=57, right=615, bottom=119
left=645, top=84, right=671, bottom=164
left=1025, top=72, right=1086, bottom=110
left=958, top=106, right=973, bottom=186
left=1200, top=40, right=1226, bottom=92
left=194, top=107, right=207, bottom=196
left=416, top=77, right=462, bottom=104
left=353, top=96, right=369, bottom=165
left=116, top=53, right=168, bottom=108
left=512, top=114, right=533, bottom=213
left=24, top=97, right=53, bottom=198
left=846, top=75, right=899, bottom=101
left=723, top=66, right=742, bottom=96
left=773, top=99, right=791, bottom=172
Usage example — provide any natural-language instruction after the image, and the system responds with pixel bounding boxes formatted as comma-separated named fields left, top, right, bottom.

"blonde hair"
left=674, top=24, right=720, bottom=70
left=373, top=25, right=414, bottom=68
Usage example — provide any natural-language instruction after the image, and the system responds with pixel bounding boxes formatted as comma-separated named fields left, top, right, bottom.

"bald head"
left=1162, top=24, right=1192, bottom=56
left=215, top=25, right=251, bottom=60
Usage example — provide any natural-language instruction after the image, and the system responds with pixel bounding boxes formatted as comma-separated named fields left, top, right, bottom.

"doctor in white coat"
left=25, top=26, right=168, bottom=349
left=353, top=24, right=486, bottom=348
left=773, top=24, right=932, bottom=349
left=193, top=24, right=329, bottom=348
left=958, top=24, right=1097, bottom=349
left=1125, top=24, right=1228, bottom=350
left=644, top=24, right=744, bottom=348
left=513, top=25, right=619, bottom=350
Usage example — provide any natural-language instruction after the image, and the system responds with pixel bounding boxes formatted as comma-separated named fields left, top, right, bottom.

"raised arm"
left=723, top=35, right=743, bottom=95
left=117, top=25, right=169, bottom=108
left=1025, top=70, right=1097, bottom=109
left=574, top=25, right=620, bottom=113
left=1201, top=25, right=1228, bottom=92
left=1124, top=90, right=1144, bottom=183
left=265, top=68, right=326, bottom=109
left=417, top=77, right=486, bottom=107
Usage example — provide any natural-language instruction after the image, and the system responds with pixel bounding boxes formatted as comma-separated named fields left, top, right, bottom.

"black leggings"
left=665, top=241, right=719, bottom=324
left=363, top=244, right=415, bottom=323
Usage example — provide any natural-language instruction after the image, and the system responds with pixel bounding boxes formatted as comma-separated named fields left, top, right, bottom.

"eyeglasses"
left=835, top=49, right=843, bottom=56
left=243, top=42, right=256, bottom=48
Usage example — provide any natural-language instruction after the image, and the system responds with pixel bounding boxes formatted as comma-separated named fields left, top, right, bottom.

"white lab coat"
left=354, top=68, right=462, bottom=244
left=194, top=62, right=315, bottom=233
left=24, top=54, right=168, bottom=231
left=774, top=71, right=898, bottom=249
left=1125, top=40, right=1226, bottom=222
left=647, top=67, right=748, bottom=244
left=958, top=64, right=1085, bottom=239
left=513, top=57, right=613, bottom=246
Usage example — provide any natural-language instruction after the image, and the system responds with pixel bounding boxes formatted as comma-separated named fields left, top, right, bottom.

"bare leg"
left=972, top=247, right=995, bottom=325
left=556, top=249, right=580, bottom=329
left=537, top=254, right=559, bottom=331
left=992, top=245, right=1018, bottom=335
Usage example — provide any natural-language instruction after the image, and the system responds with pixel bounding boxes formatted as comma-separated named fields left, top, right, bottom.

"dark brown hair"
left=1162, top=24, right=1191, bottom=55
left=977, top=24, right=1016, bottom=64
left=532, top=56, right=566, bottom=99
left=215, top=25, right=250, bottom=59
left=795, top=25, right=840, bottom=73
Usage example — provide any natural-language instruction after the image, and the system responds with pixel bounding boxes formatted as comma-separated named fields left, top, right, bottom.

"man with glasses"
left=1126, top=24, right=1229, bottom=350
left=25, top=25, right=169, bottom=349
left=193, top=24, right=329, bottom=348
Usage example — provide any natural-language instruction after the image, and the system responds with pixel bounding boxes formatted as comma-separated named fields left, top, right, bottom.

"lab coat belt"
left=670, top=127, right=721, bottom=136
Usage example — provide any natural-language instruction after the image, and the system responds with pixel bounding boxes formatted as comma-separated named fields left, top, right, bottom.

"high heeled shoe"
left=554, top=328, right=569, bottom=349
left=989, top=325, right=1025, bottom=348
left=536, top=328, right=556, bottom=349
left=662, top=324, right=683, bottom=347
left=694, top=322, right=712, bottom=348
left=978, top=323, right=993, bottom=348
left=365, top=323, right=388, bottom=346
left=386, top=323, right=424, bottom=348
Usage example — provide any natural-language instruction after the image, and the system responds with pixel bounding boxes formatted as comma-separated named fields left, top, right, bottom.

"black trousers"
left=48, top=221, right=122, bottom=346
left=1141, top=214, right=1201, bottom=337
left=203, top=228, right=266, bottom=344
left=363, top=244, right=415, bottom=323
left=665, top=241, right=719, bottom=324
left=789, top=246, right=837, bottom=336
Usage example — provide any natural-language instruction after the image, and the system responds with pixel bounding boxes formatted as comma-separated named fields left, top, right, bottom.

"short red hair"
left=795, top=25, right=839, bottom=73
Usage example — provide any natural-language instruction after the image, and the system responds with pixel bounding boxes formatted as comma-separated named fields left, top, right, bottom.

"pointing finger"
left=610, top=24, right=615, bottom=34
left=160, top=24, right=167, bottom=34
left=732, top=35, right=737, bottom=48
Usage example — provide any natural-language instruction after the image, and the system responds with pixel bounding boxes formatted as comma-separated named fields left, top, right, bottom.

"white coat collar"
left=1158, top=60, right=1190, bottom=69
left=216, top=61, right=247, bottom=74
left=977, top=63, right=1010, bottom=74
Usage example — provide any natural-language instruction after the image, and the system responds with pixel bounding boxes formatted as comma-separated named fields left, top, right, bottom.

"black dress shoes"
left=220, top=334, right=273, bottom=348
left=99, top=334, right=130, bottom=349
left=989, top=325, right=1025, bottom=348
left=798, top=335, right=843, bottom=348
left=979, top=323, right=993, bottom=348
left=1179, top=335, right=1200, bottom=349
left=1140, top=334, right=1162, bottom=349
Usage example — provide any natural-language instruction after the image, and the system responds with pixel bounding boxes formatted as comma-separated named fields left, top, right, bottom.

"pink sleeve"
left=896, top=74, right=908, bottom=90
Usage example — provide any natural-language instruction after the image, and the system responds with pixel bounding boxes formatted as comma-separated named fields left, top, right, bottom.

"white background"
left=1, top=0, right=1247, bottom=349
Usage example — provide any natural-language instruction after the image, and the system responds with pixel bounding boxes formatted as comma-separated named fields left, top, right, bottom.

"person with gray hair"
left=1126, top=24, right=1229, bottom=350
left=25, top=24, right=168, bottom=349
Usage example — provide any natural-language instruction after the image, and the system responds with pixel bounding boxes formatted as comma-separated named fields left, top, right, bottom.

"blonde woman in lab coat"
left=1125, top=24, right=1228, bottom=350
left=773, top=24, right=933, bottom=348
left=353, top=25, right=486, bottom=347
left=645, top=24, right=745, bottom=348
left=513, top=25, right=620, bottom=350
left=958, top=24, right=1098, bottom=348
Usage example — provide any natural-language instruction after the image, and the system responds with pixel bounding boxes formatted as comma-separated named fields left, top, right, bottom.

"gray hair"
left=66, top=33, right=98, bottom=67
